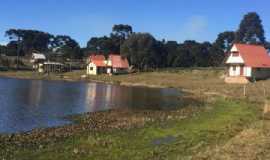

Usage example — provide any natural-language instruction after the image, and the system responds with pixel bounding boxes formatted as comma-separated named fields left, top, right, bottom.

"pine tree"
left=235, top=12, right=265, bottom=44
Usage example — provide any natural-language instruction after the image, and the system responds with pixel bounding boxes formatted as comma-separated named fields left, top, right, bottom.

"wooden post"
left=262, top=100, right=269, bottom=130
left=262, top=82, right=268, bottom=131
left=243, top=85, right=246, bottom=97
left=263, top=83, right=266, bottom=98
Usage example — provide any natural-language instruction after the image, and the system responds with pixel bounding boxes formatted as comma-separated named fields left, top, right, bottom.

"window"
left=233, top=66, right=236, bottom=71
left=232, top=52, right=239, bottom=57
left=90, top=67, right=94, bottom=71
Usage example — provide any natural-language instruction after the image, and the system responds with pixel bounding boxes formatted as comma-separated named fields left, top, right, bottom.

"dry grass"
left=194, top=121, right=270, bottom=160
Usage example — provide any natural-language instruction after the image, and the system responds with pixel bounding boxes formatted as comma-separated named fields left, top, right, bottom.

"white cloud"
left=179, top=15, right=209, bottom=42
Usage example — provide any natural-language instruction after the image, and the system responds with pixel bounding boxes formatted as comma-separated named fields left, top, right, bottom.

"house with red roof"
left=87, top=55, right=107, bottom=75
left=225, top=43, right=270, bottom=83
left=107, top=54, right=129, bottom=74
left=86, top=54, right=129, bottom=75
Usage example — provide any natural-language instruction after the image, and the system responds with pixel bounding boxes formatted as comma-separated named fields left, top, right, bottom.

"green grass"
left=6, top=98, right=259, bottom=160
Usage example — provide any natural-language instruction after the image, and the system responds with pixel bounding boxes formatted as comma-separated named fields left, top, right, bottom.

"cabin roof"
left=234, top=43, right=270, bottom=68
left=32, top=53, right=46, bottom=60
left=89, top=55, right=107, bottom=67
left=108, top=54, right=129, bottom=69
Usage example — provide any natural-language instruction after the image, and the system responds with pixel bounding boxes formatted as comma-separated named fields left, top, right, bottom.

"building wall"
left=252, top=68, right=270, bottom=80
left=229, top=66, right=241, bottom=76
left=87, top=63, right=97, bottom=75
left=228, top=66, right=251, bottom=77
left=243, top=66, right=252, bottom=77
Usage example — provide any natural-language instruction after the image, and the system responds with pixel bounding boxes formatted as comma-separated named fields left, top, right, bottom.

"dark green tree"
left=5, top=29, right=53, bottom=56
left=214, top=31, right=235, bottom=52
left=86, top=36, right=118, bottom=56
left=112, top=24, right=133, bottom=39
left=5, top=41, right=22, bottom=56
left=169, top=41, right=212, bottom=67
left=110, top=24, right=133, bottom=53
left=155, top=40, right=168, bottom=68
left=235, top=12, right=265, bottom=44
left=164, top=41, right=179, bottom=66
left=208, top=45, right=225, bottom=66
left=52, top=35, right=82, bottom=59
left=121, top=33, right=160, bottom=70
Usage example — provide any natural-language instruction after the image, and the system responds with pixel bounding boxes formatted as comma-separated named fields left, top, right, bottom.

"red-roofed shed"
left=105, top=54, right=129, bottom=74
left=87, top=55, right=107, bottom=75
left=225, top=43, right=270, bottom=82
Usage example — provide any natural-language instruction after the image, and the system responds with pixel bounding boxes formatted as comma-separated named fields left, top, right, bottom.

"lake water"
left=0, top=78, right=181, bottom=133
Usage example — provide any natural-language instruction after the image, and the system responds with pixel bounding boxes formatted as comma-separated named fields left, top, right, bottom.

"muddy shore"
left=0, top=101, right=203, bottom=157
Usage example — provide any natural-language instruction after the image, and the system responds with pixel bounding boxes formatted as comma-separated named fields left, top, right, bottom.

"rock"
left=73, top=148, right=79, bottom=154
left=81, top=75, right=87, bottom=78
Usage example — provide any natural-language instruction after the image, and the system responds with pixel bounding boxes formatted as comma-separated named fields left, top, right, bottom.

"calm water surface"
left=0, top=78, right=181, bottom=133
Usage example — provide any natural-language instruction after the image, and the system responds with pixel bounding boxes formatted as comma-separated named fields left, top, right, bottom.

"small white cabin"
left=86, top=55, right=107, bottom=75
left=30, top=53, right=46, bottom=73
left=107, top=54, right=129, bottom=74
left=225, top=43, right=270, bottom=83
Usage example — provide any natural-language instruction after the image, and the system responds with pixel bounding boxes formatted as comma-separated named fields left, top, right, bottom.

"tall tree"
left=164, top=41, right=179, bottom=67
left=111, top=24, right=133, bottom=53
left=51, top=35, right=81, bottom=59
left=235, top=12, right=265, bottom=44
left=86, top=36, right=118, bottom=56
left=5, top=41, right=22, bottom=56
left=214, top=31, right=235, bottom=52
left=5, top=29, right=53, bottom=56
left=111, top=24, right=133, bottom=39
left=121, top=33, right=159, bottom=70
left=208, top=45, right=225, bottom=66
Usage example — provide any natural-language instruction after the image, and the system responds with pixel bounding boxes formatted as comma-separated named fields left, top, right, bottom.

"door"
left=240, top=66, right=244, bottom=76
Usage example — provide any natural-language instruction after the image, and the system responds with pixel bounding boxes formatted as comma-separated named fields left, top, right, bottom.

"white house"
left=107, top=54, right=129, bottom=74
left=30, top=53, right=46, bottom=73
left=87, top=55, right=107, bottom=75
left=86, top=54, right=130, bottom=75
left=225, top=43, right=270, bottom=83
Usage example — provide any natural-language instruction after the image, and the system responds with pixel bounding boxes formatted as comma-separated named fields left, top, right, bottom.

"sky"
left=0, top=0, right=270, bottom=47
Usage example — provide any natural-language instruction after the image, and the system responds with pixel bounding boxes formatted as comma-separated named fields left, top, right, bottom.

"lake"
left=0, top=78, right=181, bottom=133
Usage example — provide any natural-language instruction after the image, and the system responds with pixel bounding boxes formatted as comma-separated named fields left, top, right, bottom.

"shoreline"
left=0, top=104, right=203, bottom=148
left=0, top=71, right=229, bottom=99
left=0, top=98, right=260, bottom=159
left=0, top=71, right=169, bottom=89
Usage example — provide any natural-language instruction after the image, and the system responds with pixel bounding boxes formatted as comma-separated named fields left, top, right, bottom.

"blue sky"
left=0, top=0, right=270, bottom=47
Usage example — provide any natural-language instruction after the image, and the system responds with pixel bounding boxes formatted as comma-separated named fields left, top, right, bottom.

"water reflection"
left=28, top=80, right=43, bottom=108
left=0, top=78, right=181, bottom=133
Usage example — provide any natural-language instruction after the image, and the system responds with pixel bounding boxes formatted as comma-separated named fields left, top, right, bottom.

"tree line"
left=0, top=12, right=268, bottom=70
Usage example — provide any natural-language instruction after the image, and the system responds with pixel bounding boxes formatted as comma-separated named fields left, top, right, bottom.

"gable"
left=226, top=52, right=244, bottom=64
left=230, top=45, right=238, bottom=52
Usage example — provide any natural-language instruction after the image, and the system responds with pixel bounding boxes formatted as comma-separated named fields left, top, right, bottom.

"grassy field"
left=1, top=98, right=261, bottom=160
left=1, top=69, right=270, bottom=159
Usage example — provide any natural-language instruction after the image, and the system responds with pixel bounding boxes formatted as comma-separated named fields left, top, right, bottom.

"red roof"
left=235, top=43, right=270, bottom=68
left=89, top=55, right=107, bottom=67
left=109, top=54, right=129, bottom=69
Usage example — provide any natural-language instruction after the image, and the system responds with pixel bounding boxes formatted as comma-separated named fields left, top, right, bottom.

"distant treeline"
left=0, top=12, right=268, bottom=70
